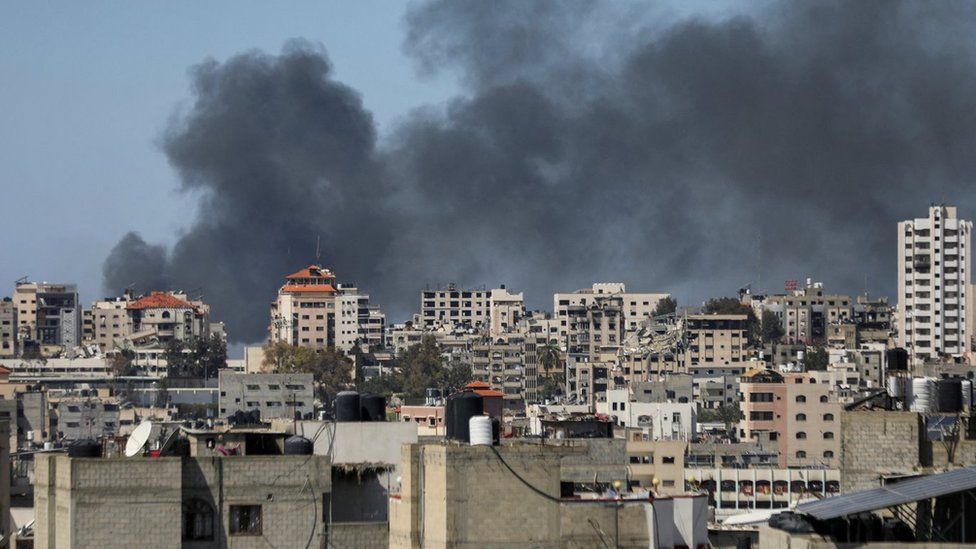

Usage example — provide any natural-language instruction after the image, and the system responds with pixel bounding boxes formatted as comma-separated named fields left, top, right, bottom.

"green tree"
left=109, top=349, right=136, bottom=376
left=443, top=360, right=473, bottom=394
left=538, top=375, right=563, bottom=402
left=537, top=341, right=562, bottom=378
left=761, top=310, right=784, bottom=345
left=165, top=335, right=227, bottom=378
left=654, top=296, right=678, bottom=317
left=802, top=346, right=829, bottom=371
left=703, top=297, right=760, bottom=345
left=399, top=335, right=447, bottom=398
left=699, top=402, right=743, bottom=429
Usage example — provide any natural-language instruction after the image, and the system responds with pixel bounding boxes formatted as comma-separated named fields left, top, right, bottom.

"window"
left=823, top=432, right=834, bottom=440
left=750, top=411, right=773, bottom=421
left=795, top=413, right=807, bottom=421
left=750, top=392, right=774, bottom=402
left=796, top=432, right=807, bottom=439
left=819, top=395, right=828, bottom=403
left=823, top=413, right=834, bottom=421
left=229, top=505, right=262, bottom=536
left=246, top=384, right=260, bottom=391
left=796, top=451, right=807, bottom=459
left=823, top=450, right=834, bottom=459
left=183, top=499, right=214, bottom=541
left=662, top=456, right=675, bottom=464
left=795, top=395, right=807, bottom=403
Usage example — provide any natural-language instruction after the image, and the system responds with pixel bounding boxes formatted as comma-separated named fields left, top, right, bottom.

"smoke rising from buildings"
left=105, top=1, right=976, bottom=342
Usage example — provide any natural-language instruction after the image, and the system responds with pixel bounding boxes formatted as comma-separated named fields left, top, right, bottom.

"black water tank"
left=887, top=348, right=908, bottom=371
left=284, top=435, right=314, bottom=455
left=335, top=391, right=361, bottom=422
left=491, top=417, right=501, bottom=445
left=452, top=392, right=484, bottom=442
left=937, top=379, right=963, bottom=413
left=67, top=439, right=101, bottom=458
left=361, top=394, right=387, bottom=422
left=445, top=395, right=456, bottom=438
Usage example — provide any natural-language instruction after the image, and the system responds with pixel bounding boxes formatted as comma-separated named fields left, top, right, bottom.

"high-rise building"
left=13, top=280, right=81, bottom=355
left=897, top=205, right=972, bottom=365
left=269, top=265, right=383, bottom=353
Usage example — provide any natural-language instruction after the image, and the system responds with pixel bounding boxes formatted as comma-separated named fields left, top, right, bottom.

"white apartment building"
left=597, top=388, right=697, bottom=439
left=897, top=205, right=972, bottom=365
left=419, top=284, right=524, bottom=335
left=553, top=283, right=669, bottom=341
left=13, top=281, right=81, bottom=355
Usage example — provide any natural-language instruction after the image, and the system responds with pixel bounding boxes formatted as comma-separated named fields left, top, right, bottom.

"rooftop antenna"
left=315, top=235, right=321, bottom=265
left=756, top=232, right=762, bottom=295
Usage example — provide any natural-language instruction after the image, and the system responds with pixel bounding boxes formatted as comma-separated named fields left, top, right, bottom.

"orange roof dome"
left=127, top=292, right=194, bottom=310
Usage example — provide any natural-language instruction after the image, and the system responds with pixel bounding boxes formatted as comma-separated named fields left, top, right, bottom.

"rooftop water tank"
left=910, top=378, right=933, bottom=413
left=469, top=415, right=492, bottom=446
left=445, top=396, right=456, bottom=439
left=886, top=348, right=909, bottom=371
left=284, top=435, right=314, bottom=455
left=335, top=391, right=361, bottom=422
left=887, top=376, right=902, bottom=399
left=360, top=394, right=387, bottom=422
left=67, top=439, right=102, bottom=458
left=937, top=379, right=963, bottom=413
left=451, top=392, right=484, bottom=443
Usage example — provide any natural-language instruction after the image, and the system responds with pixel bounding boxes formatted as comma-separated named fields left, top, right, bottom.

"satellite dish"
left=125, top=421, right=153, bottom=457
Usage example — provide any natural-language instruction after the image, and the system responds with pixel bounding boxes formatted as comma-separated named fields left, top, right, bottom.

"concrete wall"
left=218, top=371, right=314, bottom=420
left=0, top=420, right=9, bottom=543
left=841, top=410, right=922, bottom=492
left=34, top=453, right=331, bottom=549
left=298, top=420, right=417, bottom=474
left=329, top=522, right=389, bottom=549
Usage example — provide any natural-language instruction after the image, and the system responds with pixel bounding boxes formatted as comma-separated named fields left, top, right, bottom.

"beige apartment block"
left=897, top=205, right=973, bottom=365
left=269, top=265, right=382, bottom=353
left=419, top=284, right=524, bottom=335
left=763, top=280, right=853, bottom=345
left=554, top=282, right=669, bottom=341
left=14, top=280, right=81, bottom=354
left=738, top=370, right=840, bottom=469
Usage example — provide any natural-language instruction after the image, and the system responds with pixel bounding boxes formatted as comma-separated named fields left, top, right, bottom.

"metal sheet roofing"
left=797, top=467, right=976, bottom=520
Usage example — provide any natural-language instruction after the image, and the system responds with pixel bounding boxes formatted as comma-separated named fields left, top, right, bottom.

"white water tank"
left=469, top=416, right=493, bottom=446
left=963, top=380, right=973, bottom=410
left=910, top=378, right=934, bottom=412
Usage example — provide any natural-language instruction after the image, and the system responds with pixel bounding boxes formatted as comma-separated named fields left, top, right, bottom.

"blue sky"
left=0, top=2, right=456, bottom=303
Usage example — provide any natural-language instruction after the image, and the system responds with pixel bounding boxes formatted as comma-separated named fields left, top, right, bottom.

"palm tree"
left=537, top=341, right=562, bottom=378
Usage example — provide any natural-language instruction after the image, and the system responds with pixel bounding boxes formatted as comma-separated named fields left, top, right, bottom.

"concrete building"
left=218, top=371, right=314, bottom=420
left=0, top=298, right=16, bottom=357
left=55, top=397, right=121, bottom=441
left=0, top=419, right=9, bottom=545
left=14, top=280, right=81, bottom=356
left=33, top=444, right=331, bottom=548
left=763, top=280, right=853, bottom=345
left=470, top=336, right=525, bottom=411
left=554, top=282, right=670, bottom=340
left=898, top=205, right=973, bottom=365
left=597, top=388, right=697, bottom=438
left=738, top=369, right=841, bottom=469
left=684, top=313, right=750, bottom=373
left=389, top=442, right=708, bottom=548
left=631, top=374, right=693, bottom=404
left=269, top=265, right=383, bottom=354
left=419, top=284, right=524, bottom=335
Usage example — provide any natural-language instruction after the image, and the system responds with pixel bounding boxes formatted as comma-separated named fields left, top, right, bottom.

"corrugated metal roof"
left=797, top=467, right=976, bottom=520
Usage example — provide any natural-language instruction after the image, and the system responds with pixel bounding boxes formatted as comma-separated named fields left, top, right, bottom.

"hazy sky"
left=0, top=2, right=455, bottom=303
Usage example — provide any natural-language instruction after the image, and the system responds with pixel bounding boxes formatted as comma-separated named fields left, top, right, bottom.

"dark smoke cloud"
left=106, top=2, right=976, bottom=343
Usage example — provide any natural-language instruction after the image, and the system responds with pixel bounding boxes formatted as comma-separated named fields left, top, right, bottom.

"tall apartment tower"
left=897, top=205, right=972, bottom=365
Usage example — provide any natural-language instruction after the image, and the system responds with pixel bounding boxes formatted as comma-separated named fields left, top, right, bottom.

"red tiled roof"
left=281, top=284, right=337, bottom=294
left=285, top=266, right=335, bottom=280
left=127, top=292, right=194, bottom=310
left=0, top=366, right=11, bottom=376
left=465, top=381, right=504, bottom=397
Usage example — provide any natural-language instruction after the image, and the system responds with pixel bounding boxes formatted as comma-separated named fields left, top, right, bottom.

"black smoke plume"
left=105, top=2, right=976, bottom=343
